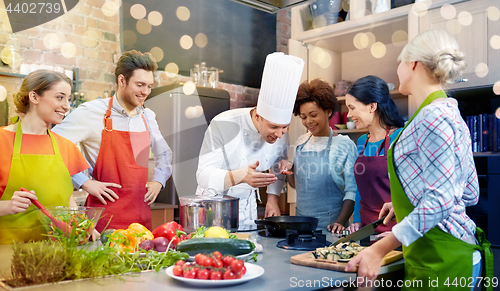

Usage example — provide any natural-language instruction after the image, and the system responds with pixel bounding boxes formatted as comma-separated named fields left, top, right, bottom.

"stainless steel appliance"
left=145, top=83, right=230, bottom=205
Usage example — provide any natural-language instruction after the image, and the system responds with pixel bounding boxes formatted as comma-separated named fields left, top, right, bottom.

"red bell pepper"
left=152, top=221, right=186, bottom=246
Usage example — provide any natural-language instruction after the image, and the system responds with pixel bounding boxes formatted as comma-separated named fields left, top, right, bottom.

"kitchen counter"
left=0, top=230, right=404, bottom=291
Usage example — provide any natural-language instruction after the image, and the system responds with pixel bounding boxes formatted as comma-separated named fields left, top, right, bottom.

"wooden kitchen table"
left=0, top=230, right=404, bottom=291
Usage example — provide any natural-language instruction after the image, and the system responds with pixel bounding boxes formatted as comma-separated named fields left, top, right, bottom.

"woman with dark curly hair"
left=280, top=79, right=357, bottom=231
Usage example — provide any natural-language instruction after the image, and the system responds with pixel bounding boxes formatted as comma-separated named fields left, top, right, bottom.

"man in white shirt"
left=53, top=50, right=172, bottom=231
left=196, top=52, right=304, bottom=230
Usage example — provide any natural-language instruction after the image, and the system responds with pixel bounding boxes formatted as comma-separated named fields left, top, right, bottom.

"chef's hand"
left=264, top=194, right=281, bottom=217
left=278, top=160, right=293, bottom=174
left=145, top=181, right=162, bottom=205
left=9, top=190, right=37, bottom=214
left=242, top=161, right=277, bottom=188
left=81, top=179, right=121, bottom=205
left=379, top=202, right=394, bottom=225
left=346, top=222, right=361, bottom=233
left=327, top=222, right=345, bottom=233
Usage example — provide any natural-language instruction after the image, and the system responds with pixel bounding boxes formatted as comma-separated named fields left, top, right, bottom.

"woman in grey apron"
left=280, top=79, right=357, bottom=231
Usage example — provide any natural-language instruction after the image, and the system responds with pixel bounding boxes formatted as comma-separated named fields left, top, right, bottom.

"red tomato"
left=241, top=265, right=247, bottom=275
left=184, top=269, right=197, bottom=279
left=210, top=270, right=222, bottom=280
left=230, top=260, right=244, bottom=273
left=194, top=254, right=204, bottom=265
left=222, top=256, right=235, bottom=267
left=197, top=269, right=210, bottom=280
left=201, top=256, right=213, bottom=267
left=172, top=265, right=183, bottom=277
left=175, top=260, right=186, bottom=266
left=169, top=236, right=181, bottom=247
left=223, top=269, right=236, bottom=280
left=234, top=272, right=242, bottom=279
left=212, top=251, right=222, bottom=261
left=211, top=259, right=223, bottom=268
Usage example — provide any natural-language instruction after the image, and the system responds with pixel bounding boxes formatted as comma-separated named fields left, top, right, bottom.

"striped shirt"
left=391, top=95, right=479, bottom=247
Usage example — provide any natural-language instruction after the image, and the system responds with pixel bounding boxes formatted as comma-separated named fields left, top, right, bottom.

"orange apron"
left=86, top=98, right=151, bottom=232
left=0, top=119, right=72, bottom=244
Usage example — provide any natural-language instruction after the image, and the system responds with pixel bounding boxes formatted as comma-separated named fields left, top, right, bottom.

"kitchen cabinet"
left=416, top=0, right=500, bottom=90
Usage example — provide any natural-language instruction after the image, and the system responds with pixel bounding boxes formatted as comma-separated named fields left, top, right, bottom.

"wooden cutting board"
left=291, top=250, right=403, bottom=272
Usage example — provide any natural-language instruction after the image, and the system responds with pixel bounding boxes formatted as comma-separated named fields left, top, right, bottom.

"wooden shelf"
left=0, top=71, right=27, bottom=78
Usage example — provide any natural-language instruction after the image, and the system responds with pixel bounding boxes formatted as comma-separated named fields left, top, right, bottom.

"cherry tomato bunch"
left=172, top=251, right=247, bottom=280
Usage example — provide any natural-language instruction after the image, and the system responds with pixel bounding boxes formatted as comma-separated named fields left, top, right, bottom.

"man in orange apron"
left=53, top=51, right=172, bottom=232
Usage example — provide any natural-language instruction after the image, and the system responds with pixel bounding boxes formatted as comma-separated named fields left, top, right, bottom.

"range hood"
left=231, top=0, right=313, bottom=13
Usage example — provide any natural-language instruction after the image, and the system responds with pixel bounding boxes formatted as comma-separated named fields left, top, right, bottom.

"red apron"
left=354, top=129, right=396, bottom=233
left=86, top=98, right=152, bottom=232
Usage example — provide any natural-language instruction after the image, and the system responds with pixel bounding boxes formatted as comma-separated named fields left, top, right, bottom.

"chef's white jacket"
left=196, top=108, right=288, bottom=228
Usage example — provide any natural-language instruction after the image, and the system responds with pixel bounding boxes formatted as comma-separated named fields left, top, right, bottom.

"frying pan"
left=255, top=216, right=318, bottom=237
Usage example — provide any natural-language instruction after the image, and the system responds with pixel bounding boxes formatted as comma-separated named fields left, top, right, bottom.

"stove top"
left=276, top=230, right=332, bottom=251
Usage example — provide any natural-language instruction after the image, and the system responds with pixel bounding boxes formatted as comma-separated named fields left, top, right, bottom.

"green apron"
left=0, top=119, right=73, bottom=244
left=387, top=90, right=494, bottom=290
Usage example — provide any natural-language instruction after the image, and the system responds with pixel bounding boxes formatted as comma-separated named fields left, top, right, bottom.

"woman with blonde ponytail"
left=0, top=70, right=89, bottom=244
left=346, top=30, right=493, bottom=291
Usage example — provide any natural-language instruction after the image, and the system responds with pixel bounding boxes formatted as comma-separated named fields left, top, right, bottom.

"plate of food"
left=165, top=263, right=264, bottom=287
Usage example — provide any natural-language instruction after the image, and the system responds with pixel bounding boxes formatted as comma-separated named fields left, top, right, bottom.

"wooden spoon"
left=21, top=187, right=73, bottom=236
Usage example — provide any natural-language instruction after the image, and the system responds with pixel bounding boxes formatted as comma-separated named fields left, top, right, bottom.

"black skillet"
left=254, top=216, right=318, bottom=237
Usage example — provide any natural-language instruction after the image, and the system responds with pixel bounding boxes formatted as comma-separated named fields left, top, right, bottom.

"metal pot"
left=179, top=188, right=239, bottom=233
left=254, top=216, right=319, bottom=237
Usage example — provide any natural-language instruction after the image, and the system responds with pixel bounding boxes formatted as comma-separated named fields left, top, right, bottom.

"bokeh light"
left=194, top=105, right=204, bottom=118
left=487, top=6, right=500, bottom=21
left=150, top=46, right=164, bottom=62
left=176, top=6, right=190, bottom=21
left=371, top=42, right=387, bottom=58
left=165, top=62, right=179, bottom=76
left=82, top=30, right=99, bottom=48
left=148, top=11, right=163, bottom=26
left=311, top=46, right=326, bottom=64
left=123, top=30, right=137, bottom=46
left=341, top=0, right=349, bottom=12
left=493, top=81, right=500, bottom=96
left=130, top=4, right=146, bottom=19
left=312, top=15, right=327, bottom=29
left=185, top=106, right=198, bottom=119
left=0, top=47, right=21, bottom=68
left=0, top=85, right=7, bottom=102
left=412, top=1, right=429, bottom=17
left=392, top=30, right=408, bottom=47
left=475, top=63, right=489, bottom=78
left=457, top=11, right=472, bottom=26
left=183, top=81, right=196, bottom=95
left=195, top=33, right=208, bottom=48
left=102, top=1, right=118, bottom=17
left=365, top=32, right=376, bottom=47
left=318, top=51, right=332, bottom=69
left=490, top=35, right=500, bottom=50
left=353, top=32, right=369, bottom=50
left=180, top=35, right=193, bottom=50
left=61, top=42, right=76, bottom=58
left=440, top=4, right=456, bottom=20
left=43, top=33, right=61, bottom=49
left=136, top=19, right=152, bottom=34
left=446, top=19, right=461, bottom=35
left=495, top=107, right=500, bottom=119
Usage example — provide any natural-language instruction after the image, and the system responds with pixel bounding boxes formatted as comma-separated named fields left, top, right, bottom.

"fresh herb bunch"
left=190, top=226, right=237, bottom=239
left=40, top=211, right=96, bottom=245
left=6, top=240, right=188, bottom=288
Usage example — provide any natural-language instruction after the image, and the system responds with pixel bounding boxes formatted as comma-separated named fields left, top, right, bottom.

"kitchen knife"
left=331, top=215, right=387, bottom=247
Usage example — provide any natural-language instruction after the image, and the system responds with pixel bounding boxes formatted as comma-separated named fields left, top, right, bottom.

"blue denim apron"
left=294, top=130, right=343, bottom=229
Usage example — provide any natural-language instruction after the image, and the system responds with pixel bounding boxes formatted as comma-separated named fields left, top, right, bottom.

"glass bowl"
left=35, top=206, right=104, bottom=245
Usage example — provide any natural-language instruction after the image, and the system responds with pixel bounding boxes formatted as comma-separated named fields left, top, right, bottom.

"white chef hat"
left=256, top=52, right=305, bottom=125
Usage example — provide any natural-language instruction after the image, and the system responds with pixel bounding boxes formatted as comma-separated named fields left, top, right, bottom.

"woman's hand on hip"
left=145, top=181, right=162, bottom=205
left=81, top=179, right=121, bottom=205
left=9, top=189, right=37, bottom=214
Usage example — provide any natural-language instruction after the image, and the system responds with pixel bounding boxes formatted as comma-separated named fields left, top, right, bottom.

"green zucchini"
left=175, top=238, right=255, bottom=256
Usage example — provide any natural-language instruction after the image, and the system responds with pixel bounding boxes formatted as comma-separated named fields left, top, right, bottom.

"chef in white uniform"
left=196, top=52, right=304, bottom=230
